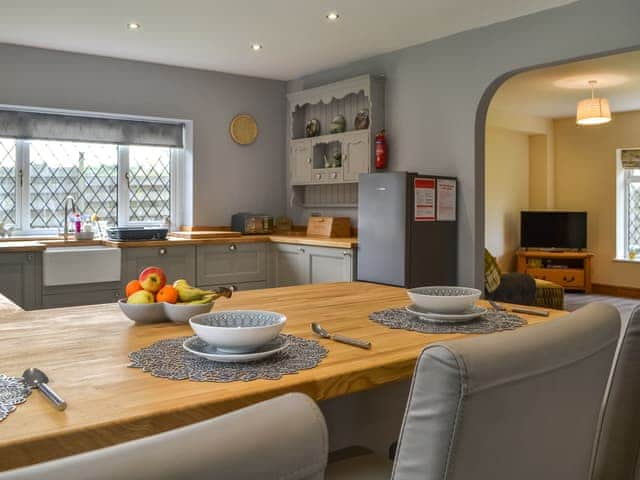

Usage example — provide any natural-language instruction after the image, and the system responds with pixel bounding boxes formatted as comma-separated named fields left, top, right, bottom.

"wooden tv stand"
left=516, top=250, right=594, bottom=293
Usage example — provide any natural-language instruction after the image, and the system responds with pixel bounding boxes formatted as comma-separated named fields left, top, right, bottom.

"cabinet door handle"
left=158, top=248, right=167, bottom=256
left=331, top=172, right=338, bottom=179
left=26, top=254, right=33, bottom=263
left=298, top=247, right=305, bottom=253
left=229, top=244, right=237, bottom=251
left=343, top=251, right=351, bottom=257
left=563, top=276, right=575, bottom=282
left=316, top=173, right=322, bottom=180
left=307, top=157, right=312, bottom=164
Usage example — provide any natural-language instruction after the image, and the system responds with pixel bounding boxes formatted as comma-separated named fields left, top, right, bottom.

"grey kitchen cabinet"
left=121, top=246, right=196, bottom=288
left=273, top=244, right=355, bottom=287
left=290, top=138, right=313, bottom=185
left=42, top=281, right=122, bottom=308
left=196, top=243, right=267, bottom=287
left=308, top=246, right=354, bottom=284
left=0, top=252, right=42, bottom=310
left=199, top=280, right=268, bottom=292
left=273, top=243, right=308, bottom=287
left=342, top=131, right=370, bottom=182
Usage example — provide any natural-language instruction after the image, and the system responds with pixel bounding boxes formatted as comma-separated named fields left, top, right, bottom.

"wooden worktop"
left=0, top=241, right=47, bottom=253
left=0, top=233, right=358, bottom=252
left=0, top=282, right=564, bottom=471
left=0, top=293, right=22, bottom=316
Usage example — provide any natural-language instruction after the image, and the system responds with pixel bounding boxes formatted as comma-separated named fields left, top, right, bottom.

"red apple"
left=127, top=290, right=155, bottom=304
left=138, top=267, right=167, bottom=293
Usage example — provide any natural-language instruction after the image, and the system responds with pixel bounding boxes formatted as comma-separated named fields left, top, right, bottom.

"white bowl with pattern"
left=189, top=310, right=287, bottom=353
left=407, top=286, right=482, bottom=314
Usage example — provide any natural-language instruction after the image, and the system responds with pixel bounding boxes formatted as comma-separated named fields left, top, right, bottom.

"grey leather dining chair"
left=590, top=305, right=640, bottom=480
left=327, top=302, right=621, bottom=480
left=0, top=392, right=328, bottom=480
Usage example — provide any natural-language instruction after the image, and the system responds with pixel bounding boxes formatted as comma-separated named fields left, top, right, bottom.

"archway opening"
left=476, top=48, right=640, bottom=302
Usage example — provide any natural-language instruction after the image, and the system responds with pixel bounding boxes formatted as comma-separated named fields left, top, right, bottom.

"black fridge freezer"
left=357, top=171, right=458, bottom=288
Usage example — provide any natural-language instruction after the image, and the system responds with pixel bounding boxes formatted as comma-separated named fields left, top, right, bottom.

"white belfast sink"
left=43, top=246, right=121, bottom=287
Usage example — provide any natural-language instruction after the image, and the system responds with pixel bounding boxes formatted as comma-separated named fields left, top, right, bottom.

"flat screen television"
left=520, top=211, right=587, bottom=250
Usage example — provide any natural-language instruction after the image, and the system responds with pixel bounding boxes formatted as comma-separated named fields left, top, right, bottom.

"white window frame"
left=6, top=140, right=182, bottom=235
left=616, top=147, right=640, bottom=260
left=0, top=104, right=192, bottom=236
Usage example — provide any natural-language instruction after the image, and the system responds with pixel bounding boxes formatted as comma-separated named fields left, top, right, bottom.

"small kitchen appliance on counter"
left=231, top=213, right=274, bottom=234
left=106, top=227, right=169, bottom=241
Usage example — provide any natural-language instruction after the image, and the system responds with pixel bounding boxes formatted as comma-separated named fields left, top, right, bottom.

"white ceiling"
left=491, top=50, right=640, bottom=119
left=0, top=0, right=575, bottom=81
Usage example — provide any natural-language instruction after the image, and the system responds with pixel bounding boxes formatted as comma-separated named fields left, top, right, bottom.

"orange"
left=125, top=279, right=143, bottom=298
left=156, top=285, right=179, bottom=304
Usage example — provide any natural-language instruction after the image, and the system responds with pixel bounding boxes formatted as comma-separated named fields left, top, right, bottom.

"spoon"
left=311, top=323, right=372, bottom=349
left=22, top=368, right=67, bottom=411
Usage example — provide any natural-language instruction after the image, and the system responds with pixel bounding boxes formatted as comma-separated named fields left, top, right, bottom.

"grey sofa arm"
left=487, top=272, right=536, bottom=306
left=0, top=393, right=328, bottom=480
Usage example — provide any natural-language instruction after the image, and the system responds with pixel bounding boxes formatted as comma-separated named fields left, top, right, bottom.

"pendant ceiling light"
left=576, top=80, right=612, bottom=126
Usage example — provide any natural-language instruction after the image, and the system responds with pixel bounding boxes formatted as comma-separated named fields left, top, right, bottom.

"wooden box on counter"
left=306, top=217, right=352, bottom=238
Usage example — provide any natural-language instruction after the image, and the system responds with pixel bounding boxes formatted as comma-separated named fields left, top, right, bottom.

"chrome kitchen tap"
left=63, top=196, right=76, bottom=241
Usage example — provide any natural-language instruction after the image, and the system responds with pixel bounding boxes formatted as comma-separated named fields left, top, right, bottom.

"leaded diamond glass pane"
left=0, top=138, right=16, bottom=226
left=29, top=141, right=118, bottom=229
left=628, top=182, right=640, bottom=251
left=128, top=146, right=171, bottom=223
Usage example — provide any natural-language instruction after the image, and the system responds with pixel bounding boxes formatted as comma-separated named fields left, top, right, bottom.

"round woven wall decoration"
left=229, top=114, right=258, bottom=145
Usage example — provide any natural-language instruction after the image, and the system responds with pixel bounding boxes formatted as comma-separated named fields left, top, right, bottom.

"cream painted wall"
left=555, top=110, right=640, bottom=288
left=485, top=127, right=530, bottom=272
left=487, top=108, right=555, bottom=208
left=485, top=109, right=555, bottom=272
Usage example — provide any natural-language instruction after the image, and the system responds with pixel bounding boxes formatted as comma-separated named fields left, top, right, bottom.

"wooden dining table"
left=0, top=282, right=566, bottom=472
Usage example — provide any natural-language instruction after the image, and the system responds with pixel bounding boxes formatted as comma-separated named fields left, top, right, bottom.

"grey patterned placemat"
left=370, top=308, right=527, bottom=334
left=129, top=334, right=328, bottom=382
left=0, top=374, right=31, bottom=422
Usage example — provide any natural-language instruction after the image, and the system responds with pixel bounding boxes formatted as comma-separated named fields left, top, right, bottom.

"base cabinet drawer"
left=196, top=243, right=267, bottom=286
left=42, top=282, right=121, bottom=308
left=527, top=268, right=585, bottom=288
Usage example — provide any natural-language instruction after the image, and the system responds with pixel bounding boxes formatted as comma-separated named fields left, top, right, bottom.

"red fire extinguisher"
left=375, top=130, right=387, bottom=169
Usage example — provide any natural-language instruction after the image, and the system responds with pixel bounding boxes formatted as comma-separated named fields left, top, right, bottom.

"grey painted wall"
left=288, top=0, right=640, bottom=289
left=0, top=43, right=286, bottom=226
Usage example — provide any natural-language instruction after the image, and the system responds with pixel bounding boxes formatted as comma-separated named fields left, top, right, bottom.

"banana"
left=185, top=293, right=218, bottom=305
left=173, top=279, right=217, bottom=302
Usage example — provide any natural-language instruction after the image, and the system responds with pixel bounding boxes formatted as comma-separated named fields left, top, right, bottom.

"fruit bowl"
left=164, top=302, right=215, bottom=324
left=189, top=310, right=287, bottom=353
left=407, top=286, right=482, bottom=314
left=118, top=299, right=167, bottom=324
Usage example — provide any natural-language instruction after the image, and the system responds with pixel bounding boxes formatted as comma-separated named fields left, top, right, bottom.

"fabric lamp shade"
left=576, top=97, right=612, bottom=125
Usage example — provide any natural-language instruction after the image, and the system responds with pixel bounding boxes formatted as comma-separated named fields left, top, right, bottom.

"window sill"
left=613, top=257, right=640, bottom=264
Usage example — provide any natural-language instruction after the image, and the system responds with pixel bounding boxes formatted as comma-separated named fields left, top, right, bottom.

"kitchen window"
left=0, top=109, right=184, bottom=234
left=617, top=148, right=640, bottom=260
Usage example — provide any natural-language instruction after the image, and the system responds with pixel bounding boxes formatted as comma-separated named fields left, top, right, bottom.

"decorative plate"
left=329, top=115, right=346, bottom=134
left=230, top=114, right=258, bottom=145
left=354, top=109, right=370, bottom=129
left=405, top=304, right=487, bottom=323
left=305, top=119, right=320, bottom=137
left=183, top=335, right=289, bottom=363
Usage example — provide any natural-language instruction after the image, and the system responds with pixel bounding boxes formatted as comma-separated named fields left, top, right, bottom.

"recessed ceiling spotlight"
left=127, top=22, right=141, bottom=30
left=251, top=43, right=263, bottom=51
left=326, top=12, right=340, bottom=21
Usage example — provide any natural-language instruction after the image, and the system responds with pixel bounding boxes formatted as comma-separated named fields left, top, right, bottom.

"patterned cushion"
left=534, top=279, right=565, bottom=310
left=484, top=249, right=502, bottom=294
